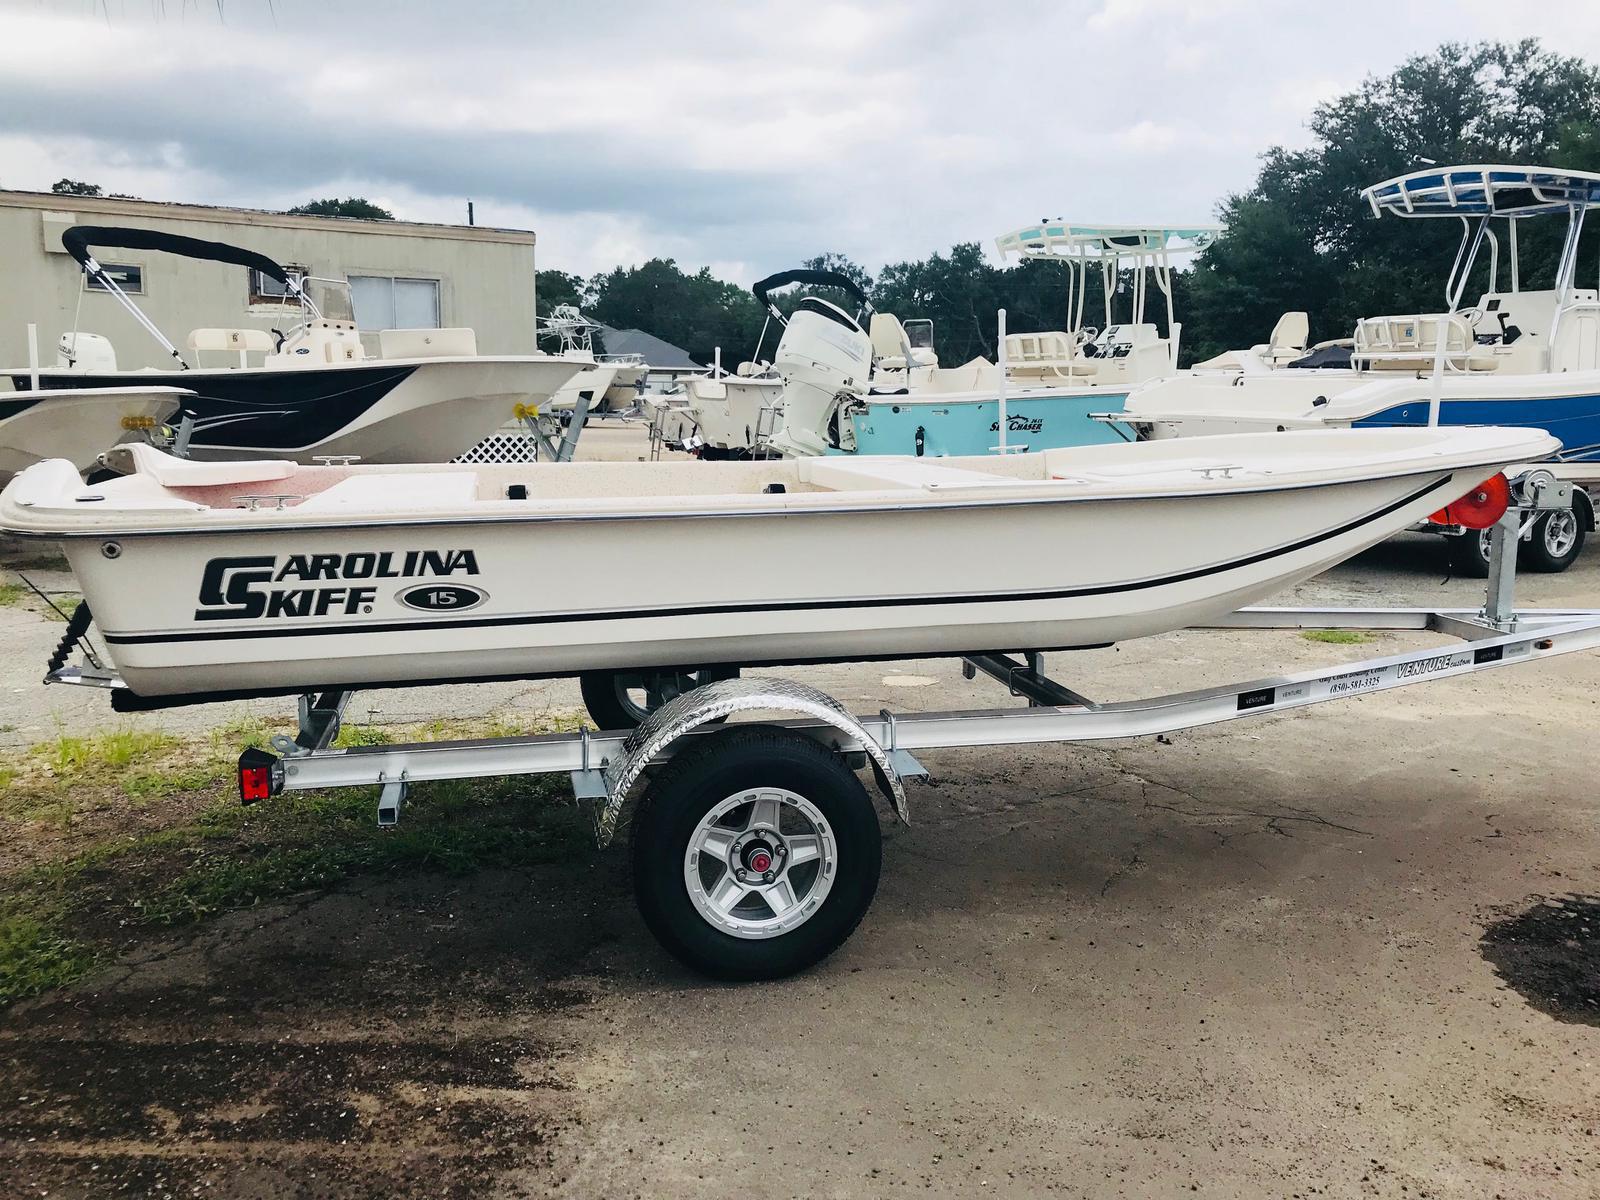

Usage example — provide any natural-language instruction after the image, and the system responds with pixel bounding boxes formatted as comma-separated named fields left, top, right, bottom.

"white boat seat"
left=798, top=457, right=1034, bottom=492
left=1265, top=311, right=1309, bottom=364
left=118, top=442, right=296, bottom=486
left=295, top=471, right=480, bottom=512
left=187, top=328, right=275, bottom=354
left=379, top=328, right=478, bottom=359
left=1004, top=331, right=1100, bottom=379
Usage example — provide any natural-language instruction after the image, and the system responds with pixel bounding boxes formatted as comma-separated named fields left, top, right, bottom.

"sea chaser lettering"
left=989, top=414, right=1044, bottom=434
left=195, top=550, right=480, bottom=620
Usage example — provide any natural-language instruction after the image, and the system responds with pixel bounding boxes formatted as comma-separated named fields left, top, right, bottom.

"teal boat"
left=839, top=223, right=1219, bottom=456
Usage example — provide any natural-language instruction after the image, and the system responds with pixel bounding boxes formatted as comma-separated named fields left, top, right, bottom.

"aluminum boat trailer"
left=38, top=486, right=1600, bottom=979
left=171, top=505, right=1594, bottom=980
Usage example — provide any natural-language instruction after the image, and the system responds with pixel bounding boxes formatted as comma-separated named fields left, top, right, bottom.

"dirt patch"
left=1481, top=894, right=1600, bottom=1025
left=0, top=861, right=633, bottom=1198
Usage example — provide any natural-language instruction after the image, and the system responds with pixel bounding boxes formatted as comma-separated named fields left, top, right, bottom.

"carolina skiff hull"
left=0, top=427, right=1556, bottom=699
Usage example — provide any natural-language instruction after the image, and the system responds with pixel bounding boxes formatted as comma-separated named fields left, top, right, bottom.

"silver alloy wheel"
left=684, top=788, right=837, bottom=939
left=1542, top=510, right=1579, bottom=557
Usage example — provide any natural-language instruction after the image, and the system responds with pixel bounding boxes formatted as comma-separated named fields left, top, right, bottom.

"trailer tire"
left=1520, top=510, right=1585, bottom=573
left=631, top=726, right=881, bottom=981
left=1446, top=530, right=1492, bottom=578
left=580, top=667, right=741, bottom=730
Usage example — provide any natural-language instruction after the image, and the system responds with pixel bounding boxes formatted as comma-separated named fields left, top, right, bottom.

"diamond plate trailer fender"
left=595, top=676, right=910, bottom=847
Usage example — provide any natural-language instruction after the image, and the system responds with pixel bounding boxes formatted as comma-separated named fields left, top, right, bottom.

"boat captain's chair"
left=188, top=327, right=275, bottom=367
left=1264, top=311, right=1309, bottom=365
left=869, top=313, right=938, bottom=372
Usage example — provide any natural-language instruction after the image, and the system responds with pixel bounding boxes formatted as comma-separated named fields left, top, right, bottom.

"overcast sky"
left=4, top=0, right=1600, bottom=282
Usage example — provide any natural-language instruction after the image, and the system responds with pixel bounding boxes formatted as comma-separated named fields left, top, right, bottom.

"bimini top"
left=995, top=222, right=1221, bottom=261
left=61, top=226, right=292, bottom=286
left=1362, top=165, right=1600, bottom=218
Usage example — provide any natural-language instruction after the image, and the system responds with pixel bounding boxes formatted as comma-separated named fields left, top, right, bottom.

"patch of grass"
left=0, top=908, right=95, bottom=1004
left=37, top=728, right=180, bottom=776
left=0, top=581, right=24, bottom=607
left=0, top=712, right=594, bottom=1005
left=207, top=714, right=289, bottom=758
left=38, top=594, right=82, bottom=623
left=123, top=761, right=227, bottom=799
left=1300, top=629, right=1378, bottom=645
left=129, top=774, right=582, bottom=926
left=333, top=723, right=392, bottom=748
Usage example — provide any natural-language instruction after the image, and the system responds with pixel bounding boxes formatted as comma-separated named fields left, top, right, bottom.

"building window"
left=349, top=275, right=441, bottom=330
left=249, top=264, right=307, bottom=306
left=84, top=263, right=144, bottom=294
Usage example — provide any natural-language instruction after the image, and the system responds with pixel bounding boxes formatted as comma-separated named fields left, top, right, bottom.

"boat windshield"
left=305, top=277, right=356, bottom=322
left=904, top=319, right=935, bottom=351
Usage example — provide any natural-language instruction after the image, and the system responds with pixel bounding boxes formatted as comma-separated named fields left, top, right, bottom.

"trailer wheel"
left=631, top=726, right=882, bottom=980
left=580, top=666, right=740, bottom=730
left=1445, top=529, right=1493, bottom=578
left=1520, top=510, right=1585, bottom=573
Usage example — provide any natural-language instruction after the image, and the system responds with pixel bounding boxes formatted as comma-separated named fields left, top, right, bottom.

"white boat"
left=537, top=306, right=637, bottom=414
left=0, top=384, right=186, bottom=485
left=1119, top=166, right=1600, bottom=455
left=8, top=226, right=582, bottom=464
left=0, top=425, right=1553, bottom=702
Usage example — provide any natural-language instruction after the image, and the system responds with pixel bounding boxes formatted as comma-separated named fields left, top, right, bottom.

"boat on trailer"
left=0, top=424, right=1554, bottom=704
left=7, top=226, right=582, bottom=465
left=16, top=441, right=1598, bottom=980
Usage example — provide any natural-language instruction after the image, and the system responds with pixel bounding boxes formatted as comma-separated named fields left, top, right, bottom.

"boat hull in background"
left=0, top=386, right=184, bottom=483
left=848, top=387, right=1132, bottom=456
left=11, top=357, right=581, bottom=464
left=1121, top=368, right=1600, bottom=461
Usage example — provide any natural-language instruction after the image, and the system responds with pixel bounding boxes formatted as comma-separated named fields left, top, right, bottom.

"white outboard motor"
left=764, top=298, right=872, bottom=457
left=57, top=331, right=118, bottom=371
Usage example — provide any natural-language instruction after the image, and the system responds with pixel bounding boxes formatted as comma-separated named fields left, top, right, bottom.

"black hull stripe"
left=102, top=475, right=1456, bottom=648
left=12, top=366, right=417, bottom=453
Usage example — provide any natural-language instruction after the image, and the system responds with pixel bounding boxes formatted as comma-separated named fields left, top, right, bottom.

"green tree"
left=287, top=197, right=396, bottom=220
left=589, top=258, right=764, bottom=367
left=1185, top=40, right=1600, bottom=362
left=50, top=179, right=102, bottom=196
left=535, top=269, right=589, bottom=318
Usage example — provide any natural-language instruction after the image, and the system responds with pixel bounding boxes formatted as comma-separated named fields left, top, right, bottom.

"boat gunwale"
left=0, top=462, right=1484, bottom=540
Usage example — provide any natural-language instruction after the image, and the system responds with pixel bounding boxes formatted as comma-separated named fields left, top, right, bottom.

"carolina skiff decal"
left=195, top=550, right=480, bottom=620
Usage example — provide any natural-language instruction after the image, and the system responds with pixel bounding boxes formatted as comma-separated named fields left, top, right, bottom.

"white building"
left=0, top=190, right=537, bottom=372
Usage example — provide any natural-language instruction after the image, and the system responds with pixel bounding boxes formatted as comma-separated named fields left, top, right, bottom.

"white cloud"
left=1, top=0, right=1598, bottom=280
